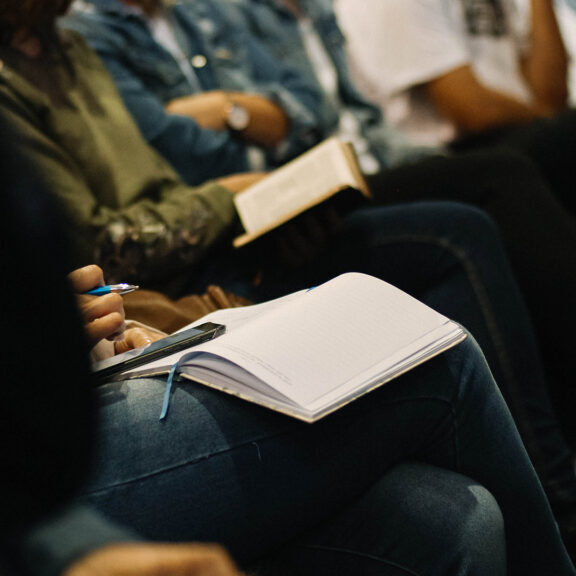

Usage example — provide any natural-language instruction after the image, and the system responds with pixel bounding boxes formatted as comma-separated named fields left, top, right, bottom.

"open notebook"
left=107, top=273, right=466, bottom=422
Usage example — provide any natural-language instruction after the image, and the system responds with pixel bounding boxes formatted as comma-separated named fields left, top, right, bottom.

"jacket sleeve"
left=62, top=6, right=324, bottom=181
left=240, top=29, right=324, bottom=162
left=61, top=15, right=260, bottom=186
left=16, top=505, right=142, bottom=576
left=0, top=87, right=237, bottom=284
left=84, top=42, right=254, bottom=186
left=204, top=0, right=324, bottom=161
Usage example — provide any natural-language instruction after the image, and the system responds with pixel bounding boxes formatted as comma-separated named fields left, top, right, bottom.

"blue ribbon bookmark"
left=159, top=363, right=180, bottom=421
left=158, top=325, right=225, bottom=419
left=159, top=352, right=196, bottom=420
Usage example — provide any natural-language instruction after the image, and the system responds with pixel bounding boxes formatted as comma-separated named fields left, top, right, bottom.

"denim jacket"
left=62, top=0, right=324, bottom=185
left=231, top=0, right=439, bottom=169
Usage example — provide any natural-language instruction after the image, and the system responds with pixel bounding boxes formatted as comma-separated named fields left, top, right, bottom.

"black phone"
left=92, top=321, right=226, bottom=384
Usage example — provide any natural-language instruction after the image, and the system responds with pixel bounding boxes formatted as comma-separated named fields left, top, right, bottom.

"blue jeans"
left=191, top=201, right=576, bottom=513
left=84, top=336, right=572, bottom=574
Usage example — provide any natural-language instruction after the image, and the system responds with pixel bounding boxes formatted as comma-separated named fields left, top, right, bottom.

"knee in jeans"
left=460, top=482, right=505, bottom=548
left=386, top=463, right=506, bottom=570
left=435, top=201, right=500, bottom=243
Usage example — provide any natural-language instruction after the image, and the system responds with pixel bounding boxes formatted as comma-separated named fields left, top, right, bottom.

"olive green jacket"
left=0, top=31, right=237, bottom=284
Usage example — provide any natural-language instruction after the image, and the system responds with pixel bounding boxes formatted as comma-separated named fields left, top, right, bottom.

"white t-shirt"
left=557, top=0, right=576, bottom=105
left=297, top=17, right=380, bottom=174
left=335, top=0, right=532, bottom=146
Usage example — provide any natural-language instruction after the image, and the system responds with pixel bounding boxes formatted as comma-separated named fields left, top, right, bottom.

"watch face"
left=227, top=103, right=250, bottom=131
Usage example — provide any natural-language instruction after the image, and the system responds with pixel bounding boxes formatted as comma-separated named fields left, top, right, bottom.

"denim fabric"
left=231, top=0, right=438, bottom=168
left=258, top=462, right=507, bottom=575
left=181, top=199, right=576, bottom=515
left=84, top=336, right=573, bottom=574
left=63, top=0, right=324, bottom=185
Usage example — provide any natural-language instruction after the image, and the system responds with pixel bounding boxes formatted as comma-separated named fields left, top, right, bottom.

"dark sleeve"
left=17, top=505, right=142, bottom=576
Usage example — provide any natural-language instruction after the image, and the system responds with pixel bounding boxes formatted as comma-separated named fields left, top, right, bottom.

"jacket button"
left=190, top=54, right=207, bottom=68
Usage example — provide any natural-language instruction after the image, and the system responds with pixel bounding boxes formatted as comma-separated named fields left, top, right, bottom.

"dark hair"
left=0, top=0, right=73, bottom=46
left=0, top=111, right=95, bottom=543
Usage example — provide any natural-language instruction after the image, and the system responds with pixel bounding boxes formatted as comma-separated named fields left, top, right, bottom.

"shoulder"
left=59, top=29, right=116, bottom=74
left=60, top=3, right=135, bottom=53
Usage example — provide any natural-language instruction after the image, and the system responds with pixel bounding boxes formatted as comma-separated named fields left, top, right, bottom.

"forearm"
left=522, top=0, right=569, bottom=111
left=426, top=67, right=544, bottom=134
left=226, top=92, right=289, bottom=146
left=166, top=91, right=289, bottom=147
left=91, top=182, right=238, bottom=284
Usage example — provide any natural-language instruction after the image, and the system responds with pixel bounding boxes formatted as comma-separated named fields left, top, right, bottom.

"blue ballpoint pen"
left=86, top=283, right=139, bottom=296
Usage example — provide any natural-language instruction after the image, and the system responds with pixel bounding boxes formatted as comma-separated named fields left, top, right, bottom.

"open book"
left=112, top=273, right=466, bottom=422
left=233, top=137, right=370, bottom=247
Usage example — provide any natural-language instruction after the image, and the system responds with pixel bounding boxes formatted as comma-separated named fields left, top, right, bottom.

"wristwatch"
left=225, top=101, right=250, bottom=132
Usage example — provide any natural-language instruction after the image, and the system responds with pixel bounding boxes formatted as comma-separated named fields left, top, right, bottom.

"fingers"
left=67, top=265, right=105, bottom=294
left=114, top=327, right=165, bottom=354
left=79, top=293, right=126, bottom=347
left=68, top=265, right=127, bottom=347
left=205, top=285, right=235, bottom=309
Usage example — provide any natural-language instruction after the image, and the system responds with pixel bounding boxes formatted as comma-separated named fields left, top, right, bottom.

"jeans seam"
left=85, top=394, right=459, bottom=495
left=83, top=427, right=291, bottom=495
left=372, top=234, right=543, bottom=473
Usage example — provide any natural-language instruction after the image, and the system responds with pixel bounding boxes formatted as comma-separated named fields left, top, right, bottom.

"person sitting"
left=335, top=0, right=576, bottom=210
left=192, top=0, right=576, bottom=549
left=0, top=121, right=243, bottom=576
left=64, top=1, right=576, bottom=452
left=1, top=153, right=573, bottom=575
left=4, top=0, right=576, bottom=559
left=333, top=0, right=576, bottom=440
left=60, top=0, right=326, bottom=187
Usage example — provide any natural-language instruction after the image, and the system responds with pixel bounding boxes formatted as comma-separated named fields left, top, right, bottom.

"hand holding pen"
left=69, top=265, right=163, bottom=354
left=68, top=265, right=130, bottom=347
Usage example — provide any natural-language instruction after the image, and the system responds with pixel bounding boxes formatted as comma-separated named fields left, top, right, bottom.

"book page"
left=234, top=138, right=361, bottom=235
left=119, top=290, right=310, bottom=375
left=179, top=273, right=461, bottom=407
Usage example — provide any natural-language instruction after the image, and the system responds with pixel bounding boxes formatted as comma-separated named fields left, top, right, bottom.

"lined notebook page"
left=182, top=273, right=453, bottom=406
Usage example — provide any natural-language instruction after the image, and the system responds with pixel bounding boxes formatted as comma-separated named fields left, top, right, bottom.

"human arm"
left=338, top=0, right=565, bottom=136
left=68, top=265, right=127, bottom=349
left=18, top=504, right=242, bottom=576
left=165, top=90, right=289, bottom=148
left=75, top=48, right=253, bottom=186
left=424, top=0, right=569, bottom=132
left=521, top=0, right=569, bottom=112
left=0, top=77, right=237, bottom=284
left=62, top=1, right=322, bottom=178
left=68, top=265, right=166, bottom=360
left=425, top=65, right=548, bottom=133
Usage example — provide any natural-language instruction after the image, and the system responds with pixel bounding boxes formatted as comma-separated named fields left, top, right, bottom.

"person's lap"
left=82, top=336, right=570, bottom=573
left=181, top=200, right=576, bottom=509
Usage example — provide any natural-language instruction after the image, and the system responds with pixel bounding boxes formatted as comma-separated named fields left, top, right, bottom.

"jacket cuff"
left=18, top=505, right=141, bottom=576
